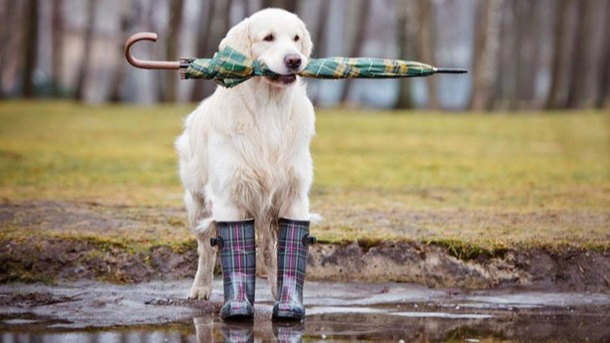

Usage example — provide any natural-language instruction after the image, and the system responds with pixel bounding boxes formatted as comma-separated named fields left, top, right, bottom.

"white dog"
left=175, top=8, right=315, bottom=301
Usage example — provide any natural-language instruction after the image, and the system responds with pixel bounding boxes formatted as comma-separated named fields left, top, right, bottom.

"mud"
left=309, top=241, right=610, bottom=291
left=1, top=200, right=610, bottom=291
left=1, top=279, right=609, bottom=342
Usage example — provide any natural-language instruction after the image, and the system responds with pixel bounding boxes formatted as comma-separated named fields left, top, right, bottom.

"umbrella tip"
left=433, top=67, right=468, bottom=74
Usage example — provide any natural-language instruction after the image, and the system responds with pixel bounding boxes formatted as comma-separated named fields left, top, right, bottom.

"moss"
left=425, top=239, right=508, bottom=261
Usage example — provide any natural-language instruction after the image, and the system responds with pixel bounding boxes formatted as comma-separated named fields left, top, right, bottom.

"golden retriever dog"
left=175, top=8, right=316, bottom=301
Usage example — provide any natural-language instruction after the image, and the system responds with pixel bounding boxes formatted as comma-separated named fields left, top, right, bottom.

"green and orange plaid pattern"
left=182, top=46, right=436, bottom=88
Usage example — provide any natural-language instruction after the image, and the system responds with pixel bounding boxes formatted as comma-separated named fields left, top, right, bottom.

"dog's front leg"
left=190, top=220, right=216, bottom=300
left=184, top=191, right=216, bottom=300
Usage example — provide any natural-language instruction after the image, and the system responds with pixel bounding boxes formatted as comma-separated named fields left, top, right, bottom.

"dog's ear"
left=299, top=22, right=313, bottom=58
left=219, top=18, right=252, bottom=58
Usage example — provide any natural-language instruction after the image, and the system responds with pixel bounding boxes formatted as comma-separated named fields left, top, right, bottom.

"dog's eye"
left=294, top=35, right=300, bottom=42
left=264, top=34, right=274, bottom=42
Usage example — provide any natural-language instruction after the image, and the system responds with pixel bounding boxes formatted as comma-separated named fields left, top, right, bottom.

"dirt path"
left=1, top=200, right=609, bottom=291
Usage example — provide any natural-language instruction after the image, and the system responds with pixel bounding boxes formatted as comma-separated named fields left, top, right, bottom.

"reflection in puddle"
left=2, top=309, right=610, bottom=342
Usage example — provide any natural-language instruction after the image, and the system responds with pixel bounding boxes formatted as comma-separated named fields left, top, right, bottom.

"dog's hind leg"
left=186, top=191, right=216, bottom=300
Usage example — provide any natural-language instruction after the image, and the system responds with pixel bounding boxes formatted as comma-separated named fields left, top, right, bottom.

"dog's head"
left=219, top=8, right=313, bottom=88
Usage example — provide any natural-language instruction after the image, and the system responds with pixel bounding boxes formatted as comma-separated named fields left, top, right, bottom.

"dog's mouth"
left=267, top=74, right=297, bottom=85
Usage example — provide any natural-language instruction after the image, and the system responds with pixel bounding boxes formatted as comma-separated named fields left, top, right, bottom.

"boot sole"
left=221, top=310, right=254, bottom=321
left=222, top=314, right=254, bottom=321
left=272, top=310, right=304, bottom=321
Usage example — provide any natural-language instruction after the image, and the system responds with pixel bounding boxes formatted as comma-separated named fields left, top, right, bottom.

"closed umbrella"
left=125, top=32, right=466, bottom=88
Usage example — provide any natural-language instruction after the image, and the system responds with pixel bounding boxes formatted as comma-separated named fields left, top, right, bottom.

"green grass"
left=1, top=101, right=609, bottom=251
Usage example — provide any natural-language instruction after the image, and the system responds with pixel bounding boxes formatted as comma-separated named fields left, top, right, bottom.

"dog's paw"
left=189, top=285, right=212, bottom=300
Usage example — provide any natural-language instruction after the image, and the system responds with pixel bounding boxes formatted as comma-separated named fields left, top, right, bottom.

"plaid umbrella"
left=125, top=32, right=466, bottom=88
left=181, top=46, right=466, bottom=88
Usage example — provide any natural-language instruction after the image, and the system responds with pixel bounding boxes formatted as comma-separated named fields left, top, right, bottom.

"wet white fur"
left=175, top=9, right=317, bottom=300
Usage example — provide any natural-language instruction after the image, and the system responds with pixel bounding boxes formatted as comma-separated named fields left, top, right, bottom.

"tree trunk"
left=516, top=0, right=542, bottom=107
left=108, top=2, right=132, bottom=102
left=160, top=0, right=184, bottom=103
left=311, top=1, right=330, bottom=106
left=21, top=0, right=38, bottom=98
left=261, top=0, right=290, bottom=10
left=395, top=1, right=412, bottom=109
left=261, top=0, right=277, bottom=9
left=243, top=0, right=251, bottom=16
left=74, top=0, right=97, bottom=101
left=545, top=0, right=570, bottom=109
left=594, top=1, right=610, bottom=108
left=340, top=0, right=370, bottom=104
left=416, top=0, right=439, bottom=109
left=223, top=0, right=234, bottom=34
left=51, top=0, right=64, bottom=97
left=0, top=0, right=18, bottom=97
left=565, top=0, right=587, bottom=109
left=199, top=0, right=233, bottom=99
left=313, top=1, right=329, bottom=57
left=469, top=0, right=503, bottom=111
left=190, top=0, right=216, bottom=101
left=284, top=0, right=298, bottom=14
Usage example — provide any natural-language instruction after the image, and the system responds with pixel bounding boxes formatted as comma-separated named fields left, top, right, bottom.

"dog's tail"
left=192, top=217, right=214, bottom=235
left=309, top=213, right=324, bottom=225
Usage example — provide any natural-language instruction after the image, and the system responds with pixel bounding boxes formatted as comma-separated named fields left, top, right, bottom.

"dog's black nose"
left=284, top=54, right=302, bottom=70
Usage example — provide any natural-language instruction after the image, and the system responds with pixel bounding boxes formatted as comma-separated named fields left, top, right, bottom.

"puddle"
left=1, top=279, right=609, bottom=342
left=2, top=308, right=610, bottom=342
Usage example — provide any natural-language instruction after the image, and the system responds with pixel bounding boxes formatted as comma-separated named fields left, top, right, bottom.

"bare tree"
left=312, top=1, right=330, bottom=57
left=310, top=0, right=330, bottom=106
left=74, top=0, right=97, bottom=101
left=261, top=0, right=297, bottom=12
left=395, top=1, right=413, bottom=109
left=284, top=0, right=298, bottom=14
left=565, top=0, right=588, bottom=108
left=340, top=0, right=371, bottom=104
left=545, top=0, right=570, bottom=109
left=21, top=0, right=38, bottom=98
left=51, top=0, right=64, bottom=97
left=515, top=0, right=545, bottom=108
left=0, top=0, right=18, bottom=97
left=193, top=0, right=235, bottom=99
left=469, top=0, right=503, bottom=111
left=242, top=0, right=251, bottom=15
left=595, top=1, right=610, bottom=108
left=108, top=2, right=134, bottom=102
left=190, top=0, right=216, bottom=101
left=416, top=0, right=439, bottom=109
left=224, top=0, right=234, bottom=37
left=160, top=0, right=184, bottom=102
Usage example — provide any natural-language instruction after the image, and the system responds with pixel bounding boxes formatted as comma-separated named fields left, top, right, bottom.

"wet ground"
left=1, top=279, right=609, bottom=342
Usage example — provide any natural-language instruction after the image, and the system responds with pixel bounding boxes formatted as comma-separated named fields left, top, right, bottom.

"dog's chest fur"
left=225, top=90, right=309, bottom=215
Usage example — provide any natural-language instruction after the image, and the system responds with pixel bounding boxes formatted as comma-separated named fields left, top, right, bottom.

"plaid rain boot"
left=272, top=218, right=316, bottom=321
left=273, top=321, right=305, bottom=343
left=220, top=322, right=254, bottom=343
left=211, top=220, right=256, bottom=320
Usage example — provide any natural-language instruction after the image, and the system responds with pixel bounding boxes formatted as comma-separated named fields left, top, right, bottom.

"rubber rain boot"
left=211, top=220, right=256, bottom=320
left=272, top=218, right=316, bottom=321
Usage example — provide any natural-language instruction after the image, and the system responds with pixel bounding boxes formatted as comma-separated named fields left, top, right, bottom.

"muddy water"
left=2, top=310, right=609, bottom=342
left=1, top=279, right=609, bottom=342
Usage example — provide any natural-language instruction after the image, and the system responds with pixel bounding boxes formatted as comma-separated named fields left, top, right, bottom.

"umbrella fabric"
left=182, top=46, right=435, bottom=88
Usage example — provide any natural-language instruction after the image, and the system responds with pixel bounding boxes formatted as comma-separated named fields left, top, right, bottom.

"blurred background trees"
left=0, top=0, right=608, bottom=110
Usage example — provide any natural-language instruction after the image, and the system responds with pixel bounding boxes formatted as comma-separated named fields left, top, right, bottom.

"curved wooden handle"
left=124, top=32, right=181, bottom=70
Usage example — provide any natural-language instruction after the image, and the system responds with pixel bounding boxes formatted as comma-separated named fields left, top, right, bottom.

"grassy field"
left=1, top=101, right=609, bottom=252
